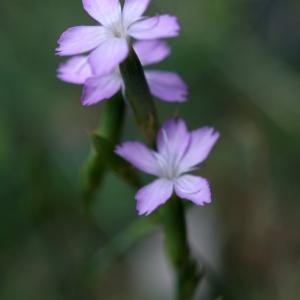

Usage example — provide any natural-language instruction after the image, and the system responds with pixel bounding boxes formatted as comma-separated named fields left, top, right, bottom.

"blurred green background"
left=1, top=0, right=300, bottom=299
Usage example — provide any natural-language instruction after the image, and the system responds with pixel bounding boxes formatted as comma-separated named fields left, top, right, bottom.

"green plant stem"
left=120, top=46, right=201, bottom=300
left=120, top=46, right=159, bottom=146
left=82, top=93, right=125, bottom=207
left=160, top=198, right=202, bottom=300
left=91, top=134, right=142, bottom=188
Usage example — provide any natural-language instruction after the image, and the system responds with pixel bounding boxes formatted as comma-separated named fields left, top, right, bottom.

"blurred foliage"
left=0, top=0, right=300, bottom=299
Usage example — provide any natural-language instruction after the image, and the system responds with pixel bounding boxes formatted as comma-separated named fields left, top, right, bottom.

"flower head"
left=115, top=118, right=220, bottom=215
left=56, top=0, right=180, bottom=76
left=57, top=40, right=187, bottom=105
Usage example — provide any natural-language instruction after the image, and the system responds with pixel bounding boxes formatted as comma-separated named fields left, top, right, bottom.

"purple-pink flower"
left=56, top=0, right=180, bottom=75
left=115, top=118, right=220, bottom=215
left=58, top=40, right=187, bottom=105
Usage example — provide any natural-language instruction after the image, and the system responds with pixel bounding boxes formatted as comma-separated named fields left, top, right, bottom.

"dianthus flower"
left=57, top=40, right=187, bottom=105
left=56, top=0, right=180, bottom=75
left=115, top=118, right=219, bottom=215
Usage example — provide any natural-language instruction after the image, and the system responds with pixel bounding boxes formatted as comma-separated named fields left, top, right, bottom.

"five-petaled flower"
left=57, top=40, right=187, bottom=105
left=56, top=0, right=180, bottom=76
left=115, top=118, right=220, bottom=215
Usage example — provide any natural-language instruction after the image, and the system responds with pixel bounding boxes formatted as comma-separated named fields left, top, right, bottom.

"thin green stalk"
left=160, top=198, right=202, bottom=299
left=82, top=93, right=125, bottom=207
left=91, top=133, right=142, bottom=188
left=120, top=47, right=159, bottom=146
left=120, top=46, right=202, bottom=300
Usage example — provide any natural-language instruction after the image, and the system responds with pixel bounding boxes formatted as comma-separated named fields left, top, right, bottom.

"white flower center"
left=155, top=152, right=182, bottom=180
left=155, top=130, right=184, bottom=180
left=111, top=20, right=127, bottom=38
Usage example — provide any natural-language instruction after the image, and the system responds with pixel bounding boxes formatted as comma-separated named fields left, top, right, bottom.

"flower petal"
left=82, top=0, right=121, bottom=27
left=81, top=73, right=122, bottom=106
left=136, top=179, right=173, bottom=215
left=128, top=15, right=180, bottom=40
left=56, top=26, right=107, bottom=56
left=115, top=142, right=160, bottom=176
left=133, top=40, right=170, bottom=66
left=88, top=37, right=129, bottom=75
left=145, top=71, right=187, bottom=102
left=156, top=118, right=190, bottom=161
left=123, top=0, right=151, bottom=27
left=57, top=56, right=93, bottom=84
left=175, top=175, right=211, bottom=205
left=180, top=127, right=220, bottom=171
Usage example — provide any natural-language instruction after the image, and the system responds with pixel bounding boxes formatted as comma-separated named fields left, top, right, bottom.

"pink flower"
left=56, top=0, right=180, bottom=76
left=57, top=40, right=187, bottom=105
left=115, top=118, right=220, bottom=215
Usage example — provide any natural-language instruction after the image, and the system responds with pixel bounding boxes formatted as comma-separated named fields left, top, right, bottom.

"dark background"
left=0, top=0, right=300, bottom=299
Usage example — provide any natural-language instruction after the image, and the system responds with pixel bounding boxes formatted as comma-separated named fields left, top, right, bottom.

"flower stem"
left=91, top=133, right=142, bottom=189
left=120, top=46, right=201, bottom=299
left=160, top=198, right=202, bottom=300
left=120, top=46, right=159, bottom=146
left=82, top=93, right=125, bottom=208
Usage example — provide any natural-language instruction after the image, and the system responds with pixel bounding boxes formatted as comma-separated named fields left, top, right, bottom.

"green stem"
left=91, top=133, right=142, bottom=188
left=120, top=47, right=159, bottom=146
left=120, top=46, right=201, bottom=300
left=96, top=93, right=125, bottom=142
left=160, top=198, right=202, bottom=300
left=82, top=93, right=125, bottom=207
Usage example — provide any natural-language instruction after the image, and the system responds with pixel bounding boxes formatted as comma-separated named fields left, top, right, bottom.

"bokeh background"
left=1, top=0, right=300, bottom=299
